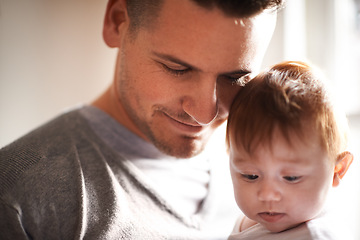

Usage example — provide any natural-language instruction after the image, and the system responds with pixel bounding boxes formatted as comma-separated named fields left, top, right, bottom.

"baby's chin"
left=263, top=222, right=305, bottom=233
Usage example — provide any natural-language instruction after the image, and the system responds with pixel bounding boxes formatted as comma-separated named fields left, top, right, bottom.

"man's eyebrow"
left=221, top=69, right=252, bottom=77
left=151, top=52, right=200, bottom=71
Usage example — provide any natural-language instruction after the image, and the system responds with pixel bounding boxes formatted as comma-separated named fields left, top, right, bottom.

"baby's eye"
left=241, top=174, right=259, bottom=181
left=283, top=176, right=302, bottom=183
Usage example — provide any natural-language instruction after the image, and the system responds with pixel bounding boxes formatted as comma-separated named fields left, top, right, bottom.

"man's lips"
left=258, top=212, right=285, bottom=223
left=163, top=112, right=204, bottom=134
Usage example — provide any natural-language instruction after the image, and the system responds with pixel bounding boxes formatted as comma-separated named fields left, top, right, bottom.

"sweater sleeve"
left=0, top=200, right=29, bottom=240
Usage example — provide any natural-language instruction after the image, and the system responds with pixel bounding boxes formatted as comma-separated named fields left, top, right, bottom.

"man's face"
left=114, top=0, right=277, bottom=158
left=229, top=126, right=335, bottom=232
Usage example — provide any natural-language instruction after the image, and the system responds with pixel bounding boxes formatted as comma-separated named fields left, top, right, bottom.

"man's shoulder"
left=1, top=108, right=88, bottom=157
left=0, top=108, right=92, bottom=196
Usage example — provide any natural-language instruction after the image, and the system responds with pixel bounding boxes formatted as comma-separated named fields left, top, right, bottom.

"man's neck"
left=92, top=85, right=148, bottom=141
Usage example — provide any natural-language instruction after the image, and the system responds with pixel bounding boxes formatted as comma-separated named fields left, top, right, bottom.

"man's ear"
left=103, top=0, right=129, bottom=48
left=333, top=151, right=353, bottom=187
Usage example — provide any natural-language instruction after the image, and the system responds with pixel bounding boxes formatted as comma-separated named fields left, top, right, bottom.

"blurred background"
left=1, top=0, right=359, bottom=238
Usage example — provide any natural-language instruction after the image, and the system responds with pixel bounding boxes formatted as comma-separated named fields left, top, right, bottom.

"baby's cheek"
left=234, top=185, right=254, bottom=213
left=291, top=191, right=324, bottom=221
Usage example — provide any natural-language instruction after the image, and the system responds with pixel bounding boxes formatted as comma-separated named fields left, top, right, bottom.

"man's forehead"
left=143, top=0, right=276, bottom=72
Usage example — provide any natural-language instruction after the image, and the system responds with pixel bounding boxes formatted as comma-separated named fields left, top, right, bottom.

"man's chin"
left=152, top=136, right=206, bottom=159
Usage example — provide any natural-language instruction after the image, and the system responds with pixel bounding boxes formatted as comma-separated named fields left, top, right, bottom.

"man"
left=0, top=0, right=284, bottom=239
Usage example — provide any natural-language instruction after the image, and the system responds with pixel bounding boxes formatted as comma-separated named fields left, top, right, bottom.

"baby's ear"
left=332, top=151, right=353, bottom=187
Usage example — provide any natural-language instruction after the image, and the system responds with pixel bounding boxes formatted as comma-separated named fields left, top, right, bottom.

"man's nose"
left=182, top=78, right=219, bottom=126
left=258, top=181, right=282, bottom=202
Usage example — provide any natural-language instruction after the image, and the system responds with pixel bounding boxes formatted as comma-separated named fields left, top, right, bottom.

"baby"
left=226, top=61, right=353, bottom=239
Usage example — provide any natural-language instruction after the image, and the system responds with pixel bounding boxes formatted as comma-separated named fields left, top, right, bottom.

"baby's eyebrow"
left=279, top=157, right=312, bottom=166
left=231, top=157, right=248, bottom=165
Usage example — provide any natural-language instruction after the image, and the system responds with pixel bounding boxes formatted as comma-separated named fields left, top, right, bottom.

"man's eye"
left=234, top=74, right=251, bottom=86
left=228, top=76, right=241, bottom=85
left=283, top=176, right=302, bottom=183
left=161, top=63, right=190, bottom=76
left=241, top=174, right=259, bottom=181
left=221, top=74, right=251, bottom=86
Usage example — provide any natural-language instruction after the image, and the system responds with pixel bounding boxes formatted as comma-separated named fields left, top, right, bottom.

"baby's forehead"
left=256, top=120, right=319, bottom=148
left=231, top=123, right=327, bottom=161
left=231, top=139, right=329, bottom=169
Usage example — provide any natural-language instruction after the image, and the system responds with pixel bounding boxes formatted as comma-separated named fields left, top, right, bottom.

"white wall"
left=0, top=0, right=116, bottom=147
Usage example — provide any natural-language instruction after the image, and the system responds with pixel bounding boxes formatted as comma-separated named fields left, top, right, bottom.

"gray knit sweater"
left=0, top=107, right=238, bottom=239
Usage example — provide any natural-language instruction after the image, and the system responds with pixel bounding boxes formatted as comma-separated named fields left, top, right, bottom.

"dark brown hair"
left=126, top=0, right=285, bottom=32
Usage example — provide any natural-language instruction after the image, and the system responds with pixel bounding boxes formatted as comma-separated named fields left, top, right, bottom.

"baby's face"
left=229, top=125, right=335, bottom=232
